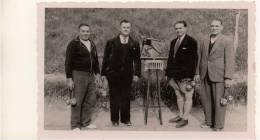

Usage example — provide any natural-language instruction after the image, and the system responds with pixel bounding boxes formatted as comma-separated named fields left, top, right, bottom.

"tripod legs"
left=144, top=70, right=163, bottom=125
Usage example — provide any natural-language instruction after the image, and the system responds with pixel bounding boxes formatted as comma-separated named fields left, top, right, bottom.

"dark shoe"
left=122, top=121, right=132, bottom=126
left=175, top=119, right=188, bottom=128
left=112, top=122, right=119, bottom=127
left=169, top=116, right=182, bottom=123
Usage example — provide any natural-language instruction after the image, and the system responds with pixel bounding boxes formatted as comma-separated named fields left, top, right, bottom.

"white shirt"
left=80, top=39, right=91, bottom=52
left=119, top=35, right=129, bottom=44
left=177, top=34, right=186, bottom=44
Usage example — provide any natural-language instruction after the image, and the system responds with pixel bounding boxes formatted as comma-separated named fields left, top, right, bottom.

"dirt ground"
left=44, top=97, right=247, bottom=131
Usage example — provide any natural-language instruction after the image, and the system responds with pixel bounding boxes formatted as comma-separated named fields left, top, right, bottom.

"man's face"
left=120, top=22, right=131, bottom=36
left=210, top=20, right=223, bottom=35
left=79, top=25, right=90, bottom=41
left=175, top=23, right=187, bottom=37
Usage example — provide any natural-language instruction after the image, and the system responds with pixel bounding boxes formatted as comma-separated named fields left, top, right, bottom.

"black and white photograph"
left=38, top=2, right=255, bottom=139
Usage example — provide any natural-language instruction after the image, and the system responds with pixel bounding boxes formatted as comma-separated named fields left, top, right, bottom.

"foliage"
left=45, top=74, right=247, bottom=110
left=44, top=8, right=248, bottom=73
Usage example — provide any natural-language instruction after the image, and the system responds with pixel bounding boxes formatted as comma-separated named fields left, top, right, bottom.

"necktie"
left=174, top=37, right=181, bottom=58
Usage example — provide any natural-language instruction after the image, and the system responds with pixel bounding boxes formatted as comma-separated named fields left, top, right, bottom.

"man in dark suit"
left=165, top=20, right=198, bottom=128
left=196, top=19, right=234, bottom=131
left=101, top=20, right=141, bottom=126
left=65, top=23, right=100, bottom=130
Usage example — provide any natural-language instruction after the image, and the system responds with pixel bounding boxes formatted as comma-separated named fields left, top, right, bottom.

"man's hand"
left=225, top=79, right=232, bottom=88
left=194, top=75, right=200, bottom=82
left=67, top=78, right=74, bottom=90
left=133, top=75, right=139, bottom=82
left=101, top=76, right=106, bottom=81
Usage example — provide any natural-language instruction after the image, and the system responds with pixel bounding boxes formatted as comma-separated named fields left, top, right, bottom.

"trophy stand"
left=142, top=57, right=167, bottom=125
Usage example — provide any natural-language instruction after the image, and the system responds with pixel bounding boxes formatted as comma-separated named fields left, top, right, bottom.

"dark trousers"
left=109, top=86, right=131, bottom=123
left=200, top=73, right=226, bottom=129
left=71, top=70, right=97, bottom=129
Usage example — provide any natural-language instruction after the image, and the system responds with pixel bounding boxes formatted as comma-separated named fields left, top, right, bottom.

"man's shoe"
left=72, top=127, right=81, bottom=131
left=169, top=116, right=182, bottom=123
left=86, top=124, right=97, bottom=129
left=123, top=121, right=132, bottom=126
left=175, top=119, right=188, bottom=128
left=112, top=122, right=119, bottom=127
left=213, top=128, right=223, bottom=131
left=200, top=122, right=212, bottom=128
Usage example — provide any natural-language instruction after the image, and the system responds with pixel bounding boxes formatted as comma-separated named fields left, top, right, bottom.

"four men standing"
left=65, top=19, right=234, bottom=131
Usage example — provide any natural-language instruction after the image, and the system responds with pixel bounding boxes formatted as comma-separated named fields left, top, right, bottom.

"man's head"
left=174, top=21, right=187, bottom=37
left=78, top=23, right=90, bottom=41
left=210, top=19, right=223, bottom=36
left=120, top=19, right=131, bottom=37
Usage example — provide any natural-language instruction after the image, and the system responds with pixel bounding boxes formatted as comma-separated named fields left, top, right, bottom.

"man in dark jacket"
left=101, top=20, right=141, bottom=126
left=165, top=20, right=198, bottom=128
left=65, top=23, right=100, bottom=130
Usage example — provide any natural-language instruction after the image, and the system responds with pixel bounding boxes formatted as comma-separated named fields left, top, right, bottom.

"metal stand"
left=143, top=59, right=166, bottom=125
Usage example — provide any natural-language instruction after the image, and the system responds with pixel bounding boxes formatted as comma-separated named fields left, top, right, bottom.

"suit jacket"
left=101, top=35, right=141, bottom=87
left=166, top=34, right=198, bottom=80
left=196, top=34, right=234, bottom=82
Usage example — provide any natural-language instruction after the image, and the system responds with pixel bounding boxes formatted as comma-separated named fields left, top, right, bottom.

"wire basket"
left=144, top=60, right=164, bottom=71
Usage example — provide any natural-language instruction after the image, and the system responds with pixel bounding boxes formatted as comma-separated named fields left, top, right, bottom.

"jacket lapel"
left=204, top=36, right=210, bottom=58
left=209, top=34, right=223, bottom=56
left=175, top=35, right=188, bottom=54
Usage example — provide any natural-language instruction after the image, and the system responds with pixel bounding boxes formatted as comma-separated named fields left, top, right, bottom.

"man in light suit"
left=195, top=19, right=234, bottom=131
left=166, top=21, right=198, bottom=128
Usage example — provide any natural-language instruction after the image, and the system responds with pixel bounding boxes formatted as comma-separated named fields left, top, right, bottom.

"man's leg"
left=81, top=74, right=97, bottom=128
left=109, top=87, right=120, bottom=123
left=168, top=79, right=184, bottom=122
left=120, top=86, right=131, bottom=124
left=182, top=89, right=194, bottom=120
left=71, top=71, right=87, bottom=129
left=212, top=82, right=226, bottom=129
left=200, top=75, right=213, bottom=127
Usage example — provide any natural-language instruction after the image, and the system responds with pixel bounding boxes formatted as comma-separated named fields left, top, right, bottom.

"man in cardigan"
left=101, top=20, right=141, bottom=127
left=196, top=19, right=234, bottom=131
left=65, top=24, right=100, bottom=130
left=165, top=20, right=198, bottom=128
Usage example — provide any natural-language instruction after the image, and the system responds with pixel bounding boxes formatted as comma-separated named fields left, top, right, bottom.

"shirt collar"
left=178, top=34, right=186, bottom=42
left=119, top=34, right=129, bottom=44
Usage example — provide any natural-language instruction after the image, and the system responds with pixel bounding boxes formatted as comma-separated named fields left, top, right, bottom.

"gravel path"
left=44, top=98, right=246, bottom=131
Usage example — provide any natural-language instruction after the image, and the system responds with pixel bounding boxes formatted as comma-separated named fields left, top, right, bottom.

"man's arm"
left=224, top=38, right=235, bottom=88
left=65, top=41, right=74, bottom=89
left=65, top=41, right=74, bottom=79
left=165, top=41, right=174, bottom=79
left=224, top=38, right=235, bottom=80
left=93, top=46, right=100, bottom=74
left=101, top=40, right=111, bottom=77
left=133, top=42, right=141, bottom=78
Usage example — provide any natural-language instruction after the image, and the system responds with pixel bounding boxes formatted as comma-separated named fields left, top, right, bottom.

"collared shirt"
left=177, top=34, right=186, bottom=44
left=80, top=39, right=91, bottom=52
left=119, top=35, right=129, bottom=44
left=173, top=34, right=186, bottom=57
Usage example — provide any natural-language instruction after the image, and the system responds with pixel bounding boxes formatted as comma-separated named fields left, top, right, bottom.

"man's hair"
left=174, top=20, right=187, bottom=27
left=120, top=19, right=131, bottom=25
left=212, top=19, right=223, bottom=25
left=78, top=23, right=90, bottom=29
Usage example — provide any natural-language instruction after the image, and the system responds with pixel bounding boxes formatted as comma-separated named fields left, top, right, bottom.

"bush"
left=44, top=73, right=247, bottom=110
